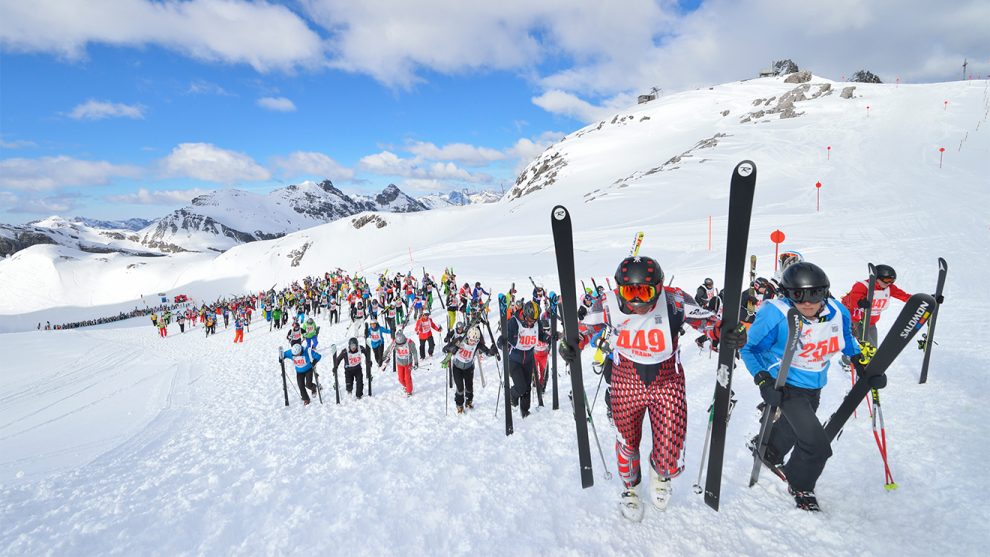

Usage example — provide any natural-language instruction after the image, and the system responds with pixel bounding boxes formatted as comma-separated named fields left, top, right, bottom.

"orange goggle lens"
left=618, top=284, right=656, bottom=303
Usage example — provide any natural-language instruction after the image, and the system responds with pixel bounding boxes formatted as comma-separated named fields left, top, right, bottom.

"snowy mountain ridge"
left=137, top=180, right=427, bottom=253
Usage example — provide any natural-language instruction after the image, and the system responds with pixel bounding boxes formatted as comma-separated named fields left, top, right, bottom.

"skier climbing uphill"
left=559, top=255, right=745, bottom=520
left=282, top=343, right=321, bottom=406
left=740, top=262, right=869, bottom=512
left=333, top=338, right=372, bottom=399
left=499, top=300, right=550, bottom=419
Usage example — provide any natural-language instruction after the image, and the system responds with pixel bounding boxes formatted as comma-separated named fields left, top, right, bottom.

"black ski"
left=919, top=258, right=947, bottom=384
left=862, top=263, right=877, bottom=344
left=825, top=293, right=936, bottom=441
left=550, top=205, right=595, bottom=489
left=703, top=160, right=758, bottom=511
left=498, top=295, right=513, bottom=436
left=331, top=343, right=340, bottom=404
left=278, top=345, right=289, bottom=406
left=749, top=308, right=802, bottom=487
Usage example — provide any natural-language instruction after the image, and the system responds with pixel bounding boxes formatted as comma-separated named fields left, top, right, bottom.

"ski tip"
left=734, top=160, right=756, bottom=178
left=884, top=482, right=900, bottom=491
left=551, top=205, right=569, bottom=221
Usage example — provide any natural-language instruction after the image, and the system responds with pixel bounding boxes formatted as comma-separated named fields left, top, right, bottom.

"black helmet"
left=780, top=262, right=830, bottom=303
left=520, top=301, right=539, bottom=324
left=615, top=256, right=663, bottom=313
left=348, top=337, right=359, bottom=351
left=703, top=277, right=714, bottom=288
left=875, top=264, right=896, bottom=282
left=475, top=281, right=481, bottom=288
left=455, top=321, right=465, bottom=334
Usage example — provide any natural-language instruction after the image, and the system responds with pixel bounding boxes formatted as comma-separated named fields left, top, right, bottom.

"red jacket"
left=842, top=280, right=911, bottom=325
left=415, top=317, right=441, bottom=339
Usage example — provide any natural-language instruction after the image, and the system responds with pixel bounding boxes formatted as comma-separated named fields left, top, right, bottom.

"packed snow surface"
left=1, top=76, right=987, bottom=555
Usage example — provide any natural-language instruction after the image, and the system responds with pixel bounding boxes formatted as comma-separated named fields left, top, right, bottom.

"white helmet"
left=466, top=326, right=481, bottom=344
left=291, top=344, right=303, bottom=356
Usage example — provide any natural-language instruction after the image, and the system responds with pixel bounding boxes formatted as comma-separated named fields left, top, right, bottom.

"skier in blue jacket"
left=282, top=344, right=321, bottom=405
left=740, top=262, right=877, bottom=512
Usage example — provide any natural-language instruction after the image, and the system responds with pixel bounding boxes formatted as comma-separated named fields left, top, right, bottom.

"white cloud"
left=257, top=96, right=297, bottom=112
left=187, top=80, right=232, bottom=95
left=271, top=151, right=354, bottom=180
left=1, top=191, right=81, bottom=214
left=105, top=187, right=211, bottom=205
left=0, top=0, right=325, bottom=72
left=531, top=90, right=615, bottom=123
left=358, top=151, right=491, bottom=184
left=0, top=156, right=141, bottom=190
left=0, top=138, right=37, bottom=149
left=68, top=99, right=145, bottom=120
left=406, top=141, right=505, bottom=166
left=159, top=143, right=270, bottom=184
left=399, top=178, right=449, bottom=192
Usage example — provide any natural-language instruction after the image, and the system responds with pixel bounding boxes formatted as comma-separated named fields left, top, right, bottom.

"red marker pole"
left=944, top=100, right=948, bottom=111
left=827, top=145, right=831, bottom=160
left=866, top=105, right=871, bottom=118
left=816, top=181, right=822, bottom=212
left=939, top=147, right=945, bottom=168
left=770, top=230, right=786, bottom=270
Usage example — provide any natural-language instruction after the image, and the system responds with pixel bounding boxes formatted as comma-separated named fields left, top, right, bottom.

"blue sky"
left=0, top=0, right=985, bottom=224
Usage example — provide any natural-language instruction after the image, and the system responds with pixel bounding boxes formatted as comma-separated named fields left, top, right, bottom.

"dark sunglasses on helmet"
left=619, top=284, right=656, bottom=303
left=785, top=287, right=829, bottom=304
left=879, top=277, right=895, bottom=284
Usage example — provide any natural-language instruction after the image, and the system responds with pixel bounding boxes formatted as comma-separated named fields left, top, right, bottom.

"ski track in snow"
left=0, top=302, right=986, bottom=556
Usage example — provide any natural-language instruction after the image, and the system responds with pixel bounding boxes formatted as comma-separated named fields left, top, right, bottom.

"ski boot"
left=747, top=435, right=787, bottom=482
left=649, top=467, right=672, bottom=511
left=456, top=406, right=464, bottom=414
left=618, top=487, right=645, bottom=522
left=465, top=400, right=474, bottom=410
left=789, top=487, right=820, bottom=512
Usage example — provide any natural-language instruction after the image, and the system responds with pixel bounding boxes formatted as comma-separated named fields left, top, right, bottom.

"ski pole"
left=693, top=398, right=715, bottom=494
left=590, top=367, right=606, bottom=414
left=585, top=389, right=613, bottom=481
left=445, top=366, right=450, bottom=416
left=870, top=389, right=898, bottom=489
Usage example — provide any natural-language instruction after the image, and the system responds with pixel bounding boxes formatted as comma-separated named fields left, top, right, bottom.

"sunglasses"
left=785, top=287, right=829, bottom=304
left=879, top=277, right=895, bottom=284
left=619, top=284, right=656, bottom=303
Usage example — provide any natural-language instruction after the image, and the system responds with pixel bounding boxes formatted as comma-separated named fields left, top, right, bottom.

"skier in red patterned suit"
left=560, top=255, right=746, bottom=521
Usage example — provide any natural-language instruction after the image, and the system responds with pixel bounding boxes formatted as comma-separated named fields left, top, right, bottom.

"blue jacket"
left=366, top=325, right=392, bottom=349
left=740, top=298, right=860, bottom=390
left=283, top=348, right=321, bottom=373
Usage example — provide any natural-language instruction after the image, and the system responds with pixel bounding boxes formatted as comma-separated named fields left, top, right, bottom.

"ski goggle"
left=879, top=277, right=895, bottom=284
left=618, top=284, right=656, bottom=303
left=784, top=287, right=828, bottom=304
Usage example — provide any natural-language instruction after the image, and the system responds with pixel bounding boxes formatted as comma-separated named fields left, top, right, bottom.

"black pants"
left=296, top=370, right=316, bottom=403
left=419, top=336, right=435, bottom=358
left=329, top=309, right=339, bottom=324
left=451, top=363, right=475, bottom=408
left=372, top=344, right=384, bottom=366
left=345, top=366, right=364, bottom=398
left=767, top=386, right=831, bottom=492
left=179, top=324, right=185, bottom=333
left=509, top=356, right=536, bottom=416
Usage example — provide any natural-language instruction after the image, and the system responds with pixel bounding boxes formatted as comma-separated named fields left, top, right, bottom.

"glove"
left=850, top=352, right=869, bottom=376
left=721, top=323, right=748, bottom=350
left=868, top=373, right=887, bottom=390
left=933, top=293, right=944, bottom=304
left=559, top=339, right=579, bottom=364
left=414, top=363, right=419, bottom=370
left=857, top=298, right=870, bottom=309
left=754, top=370, right=782, bottom=407
left=496, top=335, right=507, bottom=350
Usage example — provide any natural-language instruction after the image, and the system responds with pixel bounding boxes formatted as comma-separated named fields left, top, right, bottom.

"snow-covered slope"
left=69, top=216, right=154, bottom=231
left=0, top=75, right=988, bottom=554
left=137, top=180, right=426, bottom=252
